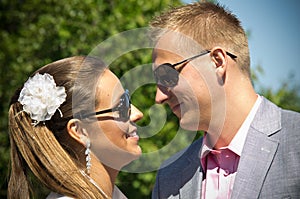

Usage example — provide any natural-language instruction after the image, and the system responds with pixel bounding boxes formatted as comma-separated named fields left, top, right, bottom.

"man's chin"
left=179, top=115, right=200, bottom=131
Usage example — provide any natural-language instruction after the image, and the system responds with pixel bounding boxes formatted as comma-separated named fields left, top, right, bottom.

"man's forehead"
left=153, top=32, right=186, bottom=62
left=154, top=32, right=181, bottom=52
left=153, top=47, right=173, bottom=57
left=153, top=30, right=205, bottom=59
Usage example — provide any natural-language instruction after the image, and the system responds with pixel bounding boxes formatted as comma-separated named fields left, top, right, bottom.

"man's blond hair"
left=150, top=2, right=250, bottom=78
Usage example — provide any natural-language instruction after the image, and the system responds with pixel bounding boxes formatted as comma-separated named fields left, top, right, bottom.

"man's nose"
left=155, top=85, right=169, bottom=104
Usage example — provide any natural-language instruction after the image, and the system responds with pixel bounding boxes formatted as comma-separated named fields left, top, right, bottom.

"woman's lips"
left=125, top=131, right=139, bottom=140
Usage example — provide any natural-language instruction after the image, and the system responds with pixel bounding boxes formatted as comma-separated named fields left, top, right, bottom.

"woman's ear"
left=67, top=119, right=89, bottom=146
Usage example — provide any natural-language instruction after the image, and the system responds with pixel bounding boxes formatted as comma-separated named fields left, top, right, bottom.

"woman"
left=8, top=56, right=143, bottom=199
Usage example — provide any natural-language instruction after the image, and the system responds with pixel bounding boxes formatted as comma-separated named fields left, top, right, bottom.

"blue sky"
left=183, top=0, right=300, bottom=91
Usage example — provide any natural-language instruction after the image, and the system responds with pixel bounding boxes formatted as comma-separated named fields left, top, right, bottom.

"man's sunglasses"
left=79, top=89, right=131, bottom=121
left=153, top=50, right=237, bottom=88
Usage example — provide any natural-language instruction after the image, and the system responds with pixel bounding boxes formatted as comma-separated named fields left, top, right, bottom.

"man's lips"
left=171, top=103, right=181, bottom=113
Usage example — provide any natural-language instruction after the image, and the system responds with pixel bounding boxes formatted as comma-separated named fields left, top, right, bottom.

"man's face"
left=152, top=34, right=218, bottom=131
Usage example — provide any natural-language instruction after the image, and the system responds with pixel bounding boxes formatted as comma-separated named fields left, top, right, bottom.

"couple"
left=7, top=2, right=300, bottom=199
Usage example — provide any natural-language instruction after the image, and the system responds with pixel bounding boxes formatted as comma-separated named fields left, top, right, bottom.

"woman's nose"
left=130, top=105, right=143, bottom=122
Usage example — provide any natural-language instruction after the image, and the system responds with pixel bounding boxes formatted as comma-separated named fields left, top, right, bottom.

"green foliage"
left=0, top=0, right=183, bottom=198
left=252, top=66, right=300, bottom=112
left=1, top=0, right=299, bottom=198
left=260, top=82, right=300, bottom=112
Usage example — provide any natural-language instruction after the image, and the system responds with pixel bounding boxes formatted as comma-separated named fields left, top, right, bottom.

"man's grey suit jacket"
left=152, top=97, right=300, bottom=199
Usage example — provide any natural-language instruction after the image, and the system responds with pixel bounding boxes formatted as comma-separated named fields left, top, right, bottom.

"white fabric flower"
left=18, top=73, right=67, bottom=125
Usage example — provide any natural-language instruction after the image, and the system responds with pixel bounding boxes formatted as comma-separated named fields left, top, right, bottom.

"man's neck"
left=209, top=85, right=258, bottom=150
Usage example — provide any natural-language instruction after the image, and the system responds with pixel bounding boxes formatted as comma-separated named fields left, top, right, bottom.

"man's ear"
left=67, top=119, right=89, bottom=146
left=210, top=47, right=228, bottom=82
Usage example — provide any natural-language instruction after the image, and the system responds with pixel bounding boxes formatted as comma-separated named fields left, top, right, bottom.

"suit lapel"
left=179, top=166, right=203, bottom=198
left=231, top=98, right=281, bottom=199
left=231, top=128, right=279, bottom=199
left=178, top=139, right=204, bottom=199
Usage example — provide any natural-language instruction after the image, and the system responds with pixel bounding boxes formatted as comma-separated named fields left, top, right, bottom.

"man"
left=150, top=2, right=300, bottom=199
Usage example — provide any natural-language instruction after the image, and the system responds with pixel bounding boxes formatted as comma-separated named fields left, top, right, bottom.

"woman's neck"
left=89, top=153, right=119, bottom=197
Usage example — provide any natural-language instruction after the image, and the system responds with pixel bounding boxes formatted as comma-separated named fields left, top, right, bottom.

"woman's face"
left=88, top=69, right=143, bottom=169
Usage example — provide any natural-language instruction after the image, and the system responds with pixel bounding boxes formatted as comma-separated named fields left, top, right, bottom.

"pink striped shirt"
left=200, top=96, right=262, bottom=199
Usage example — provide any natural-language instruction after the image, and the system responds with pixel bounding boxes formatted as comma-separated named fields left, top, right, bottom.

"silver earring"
left=85, top=138, right=91, bottom=175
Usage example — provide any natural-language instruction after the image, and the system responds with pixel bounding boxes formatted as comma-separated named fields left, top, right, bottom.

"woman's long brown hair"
left=8, top=56, right=108, bottom=199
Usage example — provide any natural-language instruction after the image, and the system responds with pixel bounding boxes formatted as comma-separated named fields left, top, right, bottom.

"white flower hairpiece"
left=18, top=73, right=67, bottom=126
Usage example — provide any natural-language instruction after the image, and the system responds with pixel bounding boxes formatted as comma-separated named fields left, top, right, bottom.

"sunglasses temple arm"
left=80, top=108, right=114, bottom=118
left=172, top=50, right=211, bottom=67
left=226, top=52, right=237, bottom=59
left=94, top=109, right=114, bottom=115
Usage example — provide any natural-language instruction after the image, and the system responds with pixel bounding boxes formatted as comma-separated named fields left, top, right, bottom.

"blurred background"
left=1, top=0, right=299, bottom=198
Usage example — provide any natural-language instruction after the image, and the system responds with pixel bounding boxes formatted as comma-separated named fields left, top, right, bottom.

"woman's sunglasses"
left=79, top=89, right=131, bottom=121
left=153, top=50, right=237, bottom=88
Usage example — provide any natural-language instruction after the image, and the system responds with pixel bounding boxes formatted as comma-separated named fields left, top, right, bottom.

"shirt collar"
left=228, top=95, right=262, bottom=155
left=200, top=95, right=262, bottom=162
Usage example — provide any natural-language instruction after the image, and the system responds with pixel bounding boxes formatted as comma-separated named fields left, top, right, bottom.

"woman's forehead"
left=96, top=70, right=123, bottom=107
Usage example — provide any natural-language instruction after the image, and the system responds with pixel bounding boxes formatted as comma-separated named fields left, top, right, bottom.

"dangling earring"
left=84, top=138, right=91, bottom=175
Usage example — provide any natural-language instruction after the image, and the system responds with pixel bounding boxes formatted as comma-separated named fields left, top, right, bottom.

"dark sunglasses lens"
left=154, top=64, right=179, bottom=87
left=118, top=91, right=131, bottom=120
